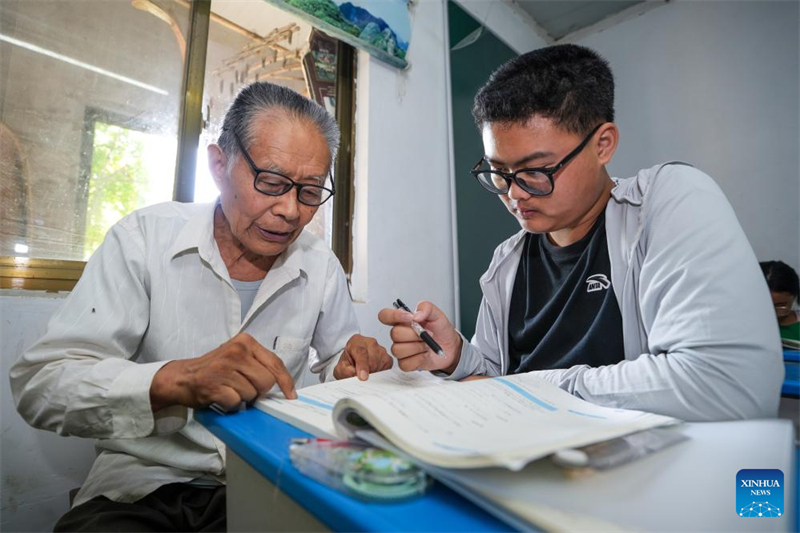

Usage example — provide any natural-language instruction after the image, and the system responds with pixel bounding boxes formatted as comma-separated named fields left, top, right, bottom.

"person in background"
left=379, top=44, right=783, bottom=421
left=10, top=82, right=392, bottom=532
left=761, top=260, right=800, bottom=341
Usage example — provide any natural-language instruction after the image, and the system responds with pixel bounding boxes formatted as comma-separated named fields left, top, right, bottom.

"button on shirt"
left=9, top=201, right=359, bottom=507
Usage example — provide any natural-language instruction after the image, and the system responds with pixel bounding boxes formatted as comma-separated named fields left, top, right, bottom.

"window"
left=0, top=0, right=187, bottom=262
left=81, top=110, right=176, bottom=260
left=1, top=0, right=357, bottom=290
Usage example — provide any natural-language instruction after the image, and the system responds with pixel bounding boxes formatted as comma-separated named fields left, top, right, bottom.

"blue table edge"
left=195, top=408, right=517, bottom=532
left=783, top=349, right=798, bottom=397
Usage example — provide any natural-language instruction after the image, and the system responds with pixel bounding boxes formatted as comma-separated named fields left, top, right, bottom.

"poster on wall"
left=264, top=0, right=411, bottom=69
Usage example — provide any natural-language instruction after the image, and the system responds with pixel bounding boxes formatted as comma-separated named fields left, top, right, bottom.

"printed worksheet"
left=258, top=369, right=678, bottom=470
left=334, top=373, right=679, bottom=469
left=256, top=368, right=451, bottom=438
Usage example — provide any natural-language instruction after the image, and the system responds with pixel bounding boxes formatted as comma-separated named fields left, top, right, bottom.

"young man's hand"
left=333, top=334, right=394, bottom=380
left=378, top=301, right=463, bottom=374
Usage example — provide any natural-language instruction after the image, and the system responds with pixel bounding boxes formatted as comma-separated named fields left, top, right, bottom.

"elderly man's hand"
left=150, top=332, right=296, bottom=413
left=333, top=334, right=393, bottom=380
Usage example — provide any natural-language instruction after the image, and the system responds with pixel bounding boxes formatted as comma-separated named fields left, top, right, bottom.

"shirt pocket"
left=273, top=335, right=313, bottom=382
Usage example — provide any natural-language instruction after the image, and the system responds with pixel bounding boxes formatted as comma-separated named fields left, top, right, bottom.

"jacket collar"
left=610, top=176, right=645, bottom=206
left=610, top=160, right=692, bottom=206
left=480, top=230, right=527, bottom=284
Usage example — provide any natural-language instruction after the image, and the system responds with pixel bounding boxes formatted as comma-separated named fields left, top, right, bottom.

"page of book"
left=255, top=369, right=451, bottom=438
left=334, top=373, right=679, bottom=470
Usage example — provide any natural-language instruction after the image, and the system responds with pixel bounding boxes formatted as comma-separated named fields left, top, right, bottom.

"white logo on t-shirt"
left=586, top=274, right=610, bottom=293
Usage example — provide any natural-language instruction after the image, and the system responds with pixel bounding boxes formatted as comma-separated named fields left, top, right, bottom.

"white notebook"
left=256, top=369, right=679, bottom=471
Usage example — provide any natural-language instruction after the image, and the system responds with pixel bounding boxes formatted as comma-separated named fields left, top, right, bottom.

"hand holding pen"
left=378, top=300, right=463, bottom=373
left=393, top=299, right=446, bottom=358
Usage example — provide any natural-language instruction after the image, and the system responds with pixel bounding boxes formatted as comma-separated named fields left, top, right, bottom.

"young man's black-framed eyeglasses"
left=471, top=123, right=604, bottom=197
left=233, top=132, right=335, bottom=207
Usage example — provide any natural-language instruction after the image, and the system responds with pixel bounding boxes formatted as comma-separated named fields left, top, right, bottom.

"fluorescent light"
left=14, top=243, right=29, bottom=254
left=0, top=34, right=169, bottom=96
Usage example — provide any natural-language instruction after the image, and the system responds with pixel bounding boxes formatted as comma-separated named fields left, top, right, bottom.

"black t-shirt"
left=508, top=213, right=624, bottom=373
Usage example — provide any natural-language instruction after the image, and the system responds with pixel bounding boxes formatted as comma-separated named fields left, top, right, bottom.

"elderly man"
left=11, top=82, right=391, bottom=532
left=380, top=44, right=783, bottom=421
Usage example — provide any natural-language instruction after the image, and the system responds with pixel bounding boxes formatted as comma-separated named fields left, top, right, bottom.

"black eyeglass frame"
left=471, top=123, right=604, bottom=197
left=233, top=132, right=336, bottom=207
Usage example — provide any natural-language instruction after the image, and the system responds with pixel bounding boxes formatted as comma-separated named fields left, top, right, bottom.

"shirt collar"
left=168, top=201, right=308, bottom=281
left=266, top=234, right=306, bottom=280
left=168, top=201, right=219, bottom=262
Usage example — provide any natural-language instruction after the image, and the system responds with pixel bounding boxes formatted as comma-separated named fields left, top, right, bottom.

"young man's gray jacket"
left=449, top=162, right=784, bottom=421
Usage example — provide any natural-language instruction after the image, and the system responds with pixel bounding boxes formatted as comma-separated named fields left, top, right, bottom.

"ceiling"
left=514, top=1, right=648, bottom=41
left=210, top=1, right=312, bottom=45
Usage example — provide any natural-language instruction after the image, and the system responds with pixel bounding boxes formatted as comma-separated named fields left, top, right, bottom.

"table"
left=196, top=410, right=799, bottom=532
left=195, top=408, right=517, bottom=532
left=428, top=420, right=798, bottom=532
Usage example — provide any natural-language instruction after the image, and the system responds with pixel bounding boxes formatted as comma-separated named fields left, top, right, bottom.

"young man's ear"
left=595, top=123, right=619, bottom=166
left=207, top=144, right=228, bottom=192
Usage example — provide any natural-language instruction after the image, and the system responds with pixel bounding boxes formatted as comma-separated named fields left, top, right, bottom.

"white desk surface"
left=432, top=419, right=797, bottom=532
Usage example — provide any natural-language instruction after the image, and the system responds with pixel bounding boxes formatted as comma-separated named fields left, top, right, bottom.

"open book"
left=256, top=370, right=679, bottom=471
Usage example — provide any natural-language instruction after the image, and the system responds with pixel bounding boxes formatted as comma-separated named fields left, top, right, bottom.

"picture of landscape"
left=265, top=0, right=411, bottom=68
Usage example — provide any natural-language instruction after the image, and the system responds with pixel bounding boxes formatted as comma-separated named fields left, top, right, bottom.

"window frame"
left=332, top=40, right=356, bottom=277
left=1, top=0, right=358, bottom=292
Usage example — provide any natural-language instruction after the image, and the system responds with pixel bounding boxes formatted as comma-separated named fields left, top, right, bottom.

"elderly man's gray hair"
left=218, top=82, right=340, bottom=172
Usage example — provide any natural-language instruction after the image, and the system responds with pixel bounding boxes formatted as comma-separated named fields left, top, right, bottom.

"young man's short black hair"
left=760, top=260, right=800, bottom=297
left=472, top=44, right=615, bottom=135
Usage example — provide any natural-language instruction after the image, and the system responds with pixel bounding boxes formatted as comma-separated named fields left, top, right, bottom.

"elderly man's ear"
left=207, top=144, right=229, bottom=191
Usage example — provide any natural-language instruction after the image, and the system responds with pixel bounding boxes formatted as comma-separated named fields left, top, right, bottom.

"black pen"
left=393, top=299, right=447, bottom=359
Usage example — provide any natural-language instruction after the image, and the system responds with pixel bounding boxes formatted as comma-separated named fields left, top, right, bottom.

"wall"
left=350, top=0, right=457, bottom=345
left=448, top=1, right=519, bottom=338
left=0, top=292, right=96, bottom=532
left=577, top=0, right=799, bottom=271
left=454, top=0, right=548, bottom=53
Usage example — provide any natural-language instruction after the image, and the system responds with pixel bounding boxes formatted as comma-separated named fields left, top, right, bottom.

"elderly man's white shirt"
left=10, top=201, right=358, bottom=506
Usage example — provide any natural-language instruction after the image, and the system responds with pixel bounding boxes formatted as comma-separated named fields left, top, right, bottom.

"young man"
left=380, top=44, right=783, bottom=421
left=11, top=82, right=392, bottom=531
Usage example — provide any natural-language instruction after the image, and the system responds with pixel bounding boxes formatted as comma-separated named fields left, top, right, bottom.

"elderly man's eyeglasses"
left=233, top=133, right=335, bottom=207
left=471, top=123, right=603, bottom=197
